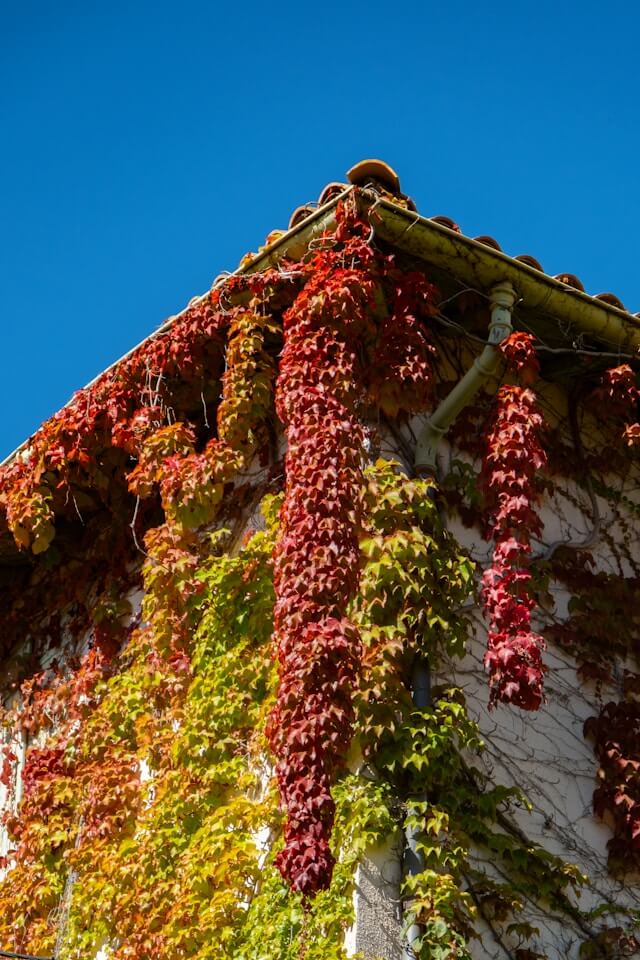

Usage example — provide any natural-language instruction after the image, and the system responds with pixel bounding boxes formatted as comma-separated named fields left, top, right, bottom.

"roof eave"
left=0, top=191, right=350, bottom=470
left=4, top=185, right=639, bottom=473
left=361, top=194, right=640, bottom=352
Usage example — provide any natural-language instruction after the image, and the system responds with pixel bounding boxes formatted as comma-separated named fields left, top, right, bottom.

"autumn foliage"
left=267, top=202, right=437, bottom=895
left=480, top=336, right=548, bottom=710
left=585, top=700, right=640, bottom=875
left=267, top=241, right=371, bottom=896
left=0, top=191, right=638, bottom=960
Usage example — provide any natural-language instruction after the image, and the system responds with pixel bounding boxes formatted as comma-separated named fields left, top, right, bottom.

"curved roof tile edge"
left=4, top=169, right=640, bottom=468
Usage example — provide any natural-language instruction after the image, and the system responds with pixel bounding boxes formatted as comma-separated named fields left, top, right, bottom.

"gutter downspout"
left=402, top=657, right=431, bottom=960
left=402, top=282, right=516, bottom=958
left=414, top=281, right=517, bottom=476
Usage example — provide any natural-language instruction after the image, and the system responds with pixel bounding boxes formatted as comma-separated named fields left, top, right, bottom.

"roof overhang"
left=3, top=185, right=640, bottom=473
left=360, top=194, right=640, bottom=353
left=238, top=185, right=640, bottom=351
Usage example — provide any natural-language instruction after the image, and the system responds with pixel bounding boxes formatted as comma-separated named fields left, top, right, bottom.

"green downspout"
left=402, top=281, right=515, bottom=959
left=414, top=281, right=517, bottom=476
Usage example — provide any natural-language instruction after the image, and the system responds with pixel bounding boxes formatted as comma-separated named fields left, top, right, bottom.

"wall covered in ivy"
left=0, top=195, right=639, bottom=960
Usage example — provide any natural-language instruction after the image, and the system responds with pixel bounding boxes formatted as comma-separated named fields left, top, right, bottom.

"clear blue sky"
left=2, top=0, right=639, bottom=458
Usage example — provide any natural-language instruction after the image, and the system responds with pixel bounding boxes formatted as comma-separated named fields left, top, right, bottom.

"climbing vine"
left=354, top=462, right=589, bottom=959
left=480, top=383, right=548, bottom=710
left=267, top=215, right=374, bottom=897
left=584, top=700, right=640, bottom=877
left=0, top=190, right=638, bottom=960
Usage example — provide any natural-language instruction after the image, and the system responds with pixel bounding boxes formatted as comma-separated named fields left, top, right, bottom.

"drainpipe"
left=414, top=281, right=517, bottom=476
left=402, top=656, right=431, bottom=960
left=402, top=477, right=440, bottom=960
left=402, top=283, right=516, bottom=958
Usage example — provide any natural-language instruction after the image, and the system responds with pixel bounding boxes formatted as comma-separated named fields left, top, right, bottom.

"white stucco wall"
left=1, top=412, right=638, bottom=959
left=350, top=419, right=640, bottom=959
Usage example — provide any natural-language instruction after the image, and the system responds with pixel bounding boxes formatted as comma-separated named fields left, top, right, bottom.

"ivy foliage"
left=353, top=462, right=587, bottom=960
left=0, top=505, right=390, bottom=960
left=0, top=461, right=598, bottom=960
left=0, top=199, right=638, bottom=960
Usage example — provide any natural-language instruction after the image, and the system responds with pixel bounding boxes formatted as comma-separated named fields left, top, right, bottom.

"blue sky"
left=1, top=0, right=639, bottom=457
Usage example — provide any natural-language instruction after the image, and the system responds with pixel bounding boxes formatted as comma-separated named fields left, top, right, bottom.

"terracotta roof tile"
left=346, top=159, right=401, bottom=194
left=595, top=292, right=626, bottom=310
left=515, top=254, right=544, bottom=272
left=554, top=273, right=585, bottom=291
left=430, top=216, right=461, bottom=233
left=474, top=235, right=503, bottom=252
left=318, top=182, right=347, bottom=206
left=286, top=161, right=637, bottom=316
left=288, top=205, right=316, bottom=230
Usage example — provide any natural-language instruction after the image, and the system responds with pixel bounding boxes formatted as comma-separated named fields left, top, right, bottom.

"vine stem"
left=536, top=391, right=600, bottom=563
left=461, top=870, right=518, bottom=960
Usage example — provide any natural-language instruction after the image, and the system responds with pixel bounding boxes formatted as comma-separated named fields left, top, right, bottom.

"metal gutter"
left=6, top=186, right=640, bottom=471
left=360, top=195, right=640, bottom=352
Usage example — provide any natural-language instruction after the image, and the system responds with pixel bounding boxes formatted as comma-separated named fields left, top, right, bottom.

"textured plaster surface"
left=345, top=838, right=404, bottom=960
left=2, top=425, right=640, bottom=958
left=349, top=426, right=640, bottom=958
